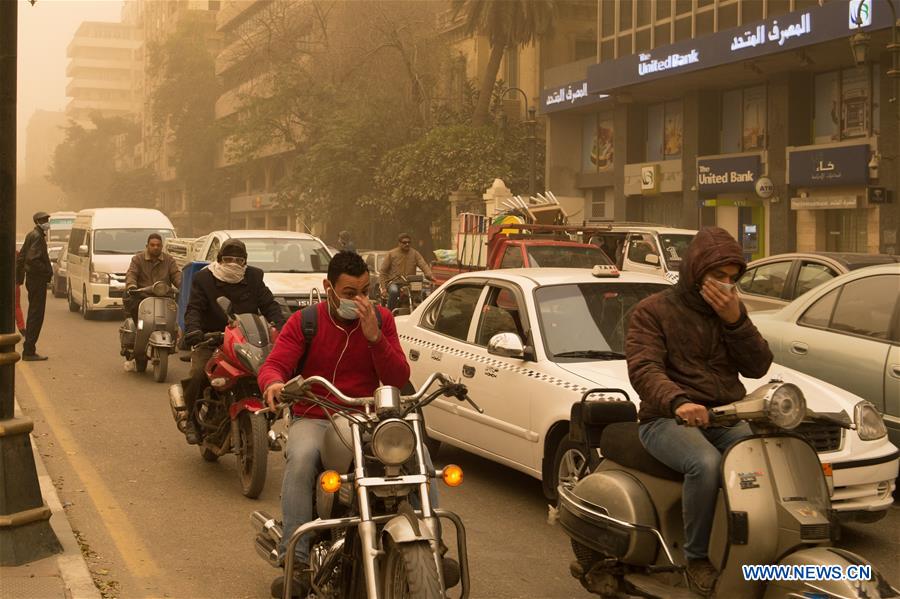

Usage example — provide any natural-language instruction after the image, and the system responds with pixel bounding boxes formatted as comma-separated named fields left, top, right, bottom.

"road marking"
left=18, top=362, right=161, bottom=579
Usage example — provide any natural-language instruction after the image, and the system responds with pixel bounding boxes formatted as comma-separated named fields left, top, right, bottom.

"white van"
left=66, top=208, right=176, bottom=318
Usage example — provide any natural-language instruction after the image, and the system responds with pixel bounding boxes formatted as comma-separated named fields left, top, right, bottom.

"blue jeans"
left=280, top=417, right=439, bottom=564
left=638, top=418, right=752, bottom=561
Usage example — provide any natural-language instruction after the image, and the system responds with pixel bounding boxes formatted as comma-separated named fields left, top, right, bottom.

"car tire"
left=67, top=283, right=79, bottom=312
left=80, top=286, right=93, bottom=320
left=548, top=438, right=599, bottom=503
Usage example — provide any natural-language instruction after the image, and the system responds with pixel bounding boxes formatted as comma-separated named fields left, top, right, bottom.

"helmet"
left=217, top=239, right=248, bottom=261
left=33, top=211, right=50, bottom=224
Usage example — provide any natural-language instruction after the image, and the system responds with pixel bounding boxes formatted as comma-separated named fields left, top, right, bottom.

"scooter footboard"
left=762, top=546, right=897, bottom=599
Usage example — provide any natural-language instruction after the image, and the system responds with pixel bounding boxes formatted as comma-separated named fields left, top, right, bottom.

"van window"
left=92, top=228, right=175, bottom=255
left=68, top=229, right=86, bottom=254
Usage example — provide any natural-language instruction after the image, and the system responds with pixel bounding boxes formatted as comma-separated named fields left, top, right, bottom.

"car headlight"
left=854, top=401, right=887, bottom=441
left=371, top=419, right=416, bottom=466
left=764, top=383, right=807, bottom=430
left=90, top=271, right=109, bottom=284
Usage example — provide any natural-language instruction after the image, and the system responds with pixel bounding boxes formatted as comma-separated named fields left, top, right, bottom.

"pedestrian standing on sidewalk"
left=15, top=211, right=54, bottom=361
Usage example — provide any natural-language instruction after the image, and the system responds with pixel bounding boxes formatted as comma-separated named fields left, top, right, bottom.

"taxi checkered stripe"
left=399, top=334, right=589, bottom=394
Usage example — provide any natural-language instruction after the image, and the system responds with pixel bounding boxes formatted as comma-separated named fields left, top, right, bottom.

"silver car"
left=751, top=263, right=900, bottom=455
left=737, top=252, right=900, bottom=312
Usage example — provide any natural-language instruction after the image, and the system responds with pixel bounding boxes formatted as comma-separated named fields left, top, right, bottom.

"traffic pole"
left=0, top=0, right=63, bottom=565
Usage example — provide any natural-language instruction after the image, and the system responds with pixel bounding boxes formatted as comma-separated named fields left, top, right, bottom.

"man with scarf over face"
left=181, top=239, right=286, bottom=444
left=625, top=227, right=773, bottom=597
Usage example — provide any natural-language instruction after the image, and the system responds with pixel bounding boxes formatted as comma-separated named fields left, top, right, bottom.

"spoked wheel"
left=152, top=350, right=168, bottom=383
left=237, top=411, right=268, bottom=498
left=382, top=541, right=441, bottom=599
left=549, top=439, right=599, bottom=502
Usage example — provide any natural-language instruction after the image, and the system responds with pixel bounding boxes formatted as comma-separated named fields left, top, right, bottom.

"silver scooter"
left=556, top=380, right=899, bottom=599
left=251, top=372, right=478, bottom=599
left=119, top=281, right=178, bottom=383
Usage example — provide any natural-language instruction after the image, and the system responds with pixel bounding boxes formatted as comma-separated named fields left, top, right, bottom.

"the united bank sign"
left=697, top=155, right=761, bottom=193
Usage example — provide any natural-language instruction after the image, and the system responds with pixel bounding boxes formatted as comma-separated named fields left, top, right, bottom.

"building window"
left=720, top=85, right=766, bottom=153
left=601, top=0, right=615, bottom=37
left=619, top=0, right=633, bottom=31
left=647, top=101, right=683, bottom=161
left=814, top=66, right=876, bottom=143
left=656, top=0, right=671, bottom=20
left=582, top=113, right=614, bottom=173
left=589, top=188, right=613, bottom=220
left=575, top=36, right=596, bottom=61
left=505, top=48, right=519, bottom=90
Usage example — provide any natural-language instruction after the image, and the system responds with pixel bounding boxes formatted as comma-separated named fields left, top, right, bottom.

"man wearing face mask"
left=181, top=239, right=285, bottom=444
left=625, top=227, right=773, bottom=597
left=15, top=212, right=54, bottom=361
left=258, top=251, right=455, bottom=598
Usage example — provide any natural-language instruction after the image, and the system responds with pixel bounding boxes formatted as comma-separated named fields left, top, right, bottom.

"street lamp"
left=500, top=87, right=538, bottom=196
left=850, top=0, right=900, bottom=82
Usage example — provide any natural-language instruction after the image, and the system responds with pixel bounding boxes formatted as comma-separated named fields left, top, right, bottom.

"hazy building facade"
left=24, top=110, right=68, bottom=184
left=542, top=0, right=899, bottom=257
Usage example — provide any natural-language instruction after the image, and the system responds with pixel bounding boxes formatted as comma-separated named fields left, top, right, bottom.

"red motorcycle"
left=168, top=297, right=279, bottom=498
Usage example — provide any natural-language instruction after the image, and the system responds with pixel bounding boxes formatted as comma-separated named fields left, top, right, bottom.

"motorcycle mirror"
left=216, top=296, right=235, bottom=319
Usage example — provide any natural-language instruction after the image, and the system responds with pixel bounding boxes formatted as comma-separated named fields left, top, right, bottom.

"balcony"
left=66, top=57, right=137, bottom=77
left=66, top=78, right=134, bottom=96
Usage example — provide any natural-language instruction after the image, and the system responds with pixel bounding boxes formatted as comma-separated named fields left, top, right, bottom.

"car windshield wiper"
left=96, top=250, right=134, bottom=255
left=553, top=350, right=626, bottom=360
left=267, top=269, right=309, bottom=273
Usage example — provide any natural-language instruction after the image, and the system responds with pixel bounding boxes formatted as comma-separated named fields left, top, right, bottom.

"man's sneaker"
left=270, top=562, right=310, bottom=598
left=22, top=353, right=48, bottom=361
left=686, top=558, right=718, bottom=597
left=184, top=421, right=200, bottom=445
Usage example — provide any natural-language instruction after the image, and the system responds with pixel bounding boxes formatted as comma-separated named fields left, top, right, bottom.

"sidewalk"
left=0, top=402, right=100, bottom=599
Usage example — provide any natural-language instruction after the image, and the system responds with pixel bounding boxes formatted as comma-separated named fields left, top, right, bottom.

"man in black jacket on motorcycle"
left=181, top=239, right=286, bottom=444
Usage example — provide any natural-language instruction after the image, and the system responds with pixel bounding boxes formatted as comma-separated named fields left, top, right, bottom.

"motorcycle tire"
left=152, top=351, right=168, bottom=383
left=382, top=540, right=441, bottom=599
left=237, top=411, right=268, bottom=499
left=134, top=355, right=148, bottom=373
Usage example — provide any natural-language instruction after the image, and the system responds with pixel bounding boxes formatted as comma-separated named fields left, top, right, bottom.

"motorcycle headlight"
left=90, top=271, right=109, bottom=284
left=764, top=383, right=806, bottom=430
left=372, top=419, right=416, bottom=466
left=854, top=401, right=887, bottom=441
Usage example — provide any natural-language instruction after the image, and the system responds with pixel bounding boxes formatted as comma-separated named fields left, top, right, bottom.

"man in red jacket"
left=258, top=251, right=411, bottom=596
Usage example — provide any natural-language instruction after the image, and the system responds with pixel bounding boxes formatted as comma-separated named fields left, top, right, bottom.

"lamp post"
left=501, top=87, right=538, bottom=196
left=0, top=0, right=63, bottom=565
left=850, top=0, right=900, bottom=95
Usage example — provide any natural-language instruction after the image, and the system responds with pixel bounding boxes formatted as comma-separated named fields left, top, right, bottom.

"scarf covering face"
left=208, top=261, right=246, bottom=284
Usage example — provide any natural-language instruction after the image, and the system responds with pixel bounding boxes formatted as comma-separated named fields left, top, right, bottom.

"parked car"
left=738, top=251, right=900, bottom=312
left=589, top=224, right=697, bottom=283
left=396, top=268, right=898, bottom=521
left=51, top=244, right=68, bottom=298
left=751, top=263, right=900, bottom=459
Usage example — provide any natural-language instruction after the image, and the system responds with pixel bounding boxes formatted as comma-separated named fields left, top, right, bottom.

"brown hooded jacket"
left=625, top=227, right=774, bottom=422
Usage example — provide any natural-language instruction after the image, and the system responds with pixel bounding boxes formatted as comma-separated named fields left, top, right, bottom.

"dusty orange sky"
left=16, top=0, right=124, bottom=177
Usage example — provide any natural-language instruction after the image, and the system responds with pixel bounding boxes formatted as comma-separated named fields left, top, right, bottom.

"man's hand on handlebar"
left=264, top=382, right=285, bottom=411
left=675, top=402, right=709, bottom=428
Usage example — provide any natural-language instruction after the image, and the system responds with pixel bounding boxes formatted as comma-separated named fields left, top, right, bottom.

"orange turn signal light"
left=320, top=470, right=342, bottom=494
left=442, top=464, right=463, bottom=487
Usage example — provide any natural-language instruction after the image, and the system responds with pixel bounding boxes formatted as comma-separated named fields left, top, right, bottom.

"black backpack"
left=296, top=304, right=383, bottom=374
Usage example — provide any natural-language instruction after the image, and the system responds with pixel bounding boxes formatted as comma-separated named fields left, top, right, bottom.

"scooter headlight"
left=372, top=419, right=416, bottom=466
left=764, top=383, right=806, bottom=430
left=854, top=401, right=887, bottom=441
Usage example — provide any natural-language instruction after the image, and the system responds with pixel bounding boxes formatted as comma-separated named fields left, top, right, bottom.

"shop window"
left=721, top=89, right=743, bottom=153
left=738, top=261, right=791, bottom=298
left=617, top=35, right=632, bottom=57
left=814, top=66, right=877, bottom=142
left=663, top=101, right=683, bottom=158
left=601, top=1, right=615, bottom=37
left=718, top=3, right=738, bottom=30
left=583, top=113, right=614, bottom=172
left=656, top=0, right=671, bottom=21
left=720, top=85, right=766, bottom=153
left=841, top=66, right=869, bottom=138
left=814, top=71, right=840, bottom=143
left=647, top=102, right=683, bottom=161
left=646, top=103, right=665, bottom=161
left=654, top=23, right=671, bottom=47
left=619, top=0, right=633, bottom=31
left=636, top=28, right=651, bottom=52
left=829, top=276, right=897, bottom=340
left=674, top=16, right=692, bottom=41
left=742, top=0, right=763, bottom=24
left=825, top=209, right=867, bottom=252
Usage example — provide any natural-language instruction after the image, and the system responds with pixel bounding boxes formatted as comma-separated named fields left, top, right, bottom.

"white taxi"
left=395, top=268, right=898, bottom=521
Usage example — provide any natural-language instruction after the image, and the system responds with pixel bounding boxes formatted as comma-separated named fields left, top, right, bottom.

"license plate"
left=410, top=282, right=423, bottom=292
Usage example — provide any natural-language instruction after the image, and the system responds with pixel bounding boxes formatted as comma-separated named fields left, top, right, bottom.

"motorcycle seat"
left=600, top=422, right=683, bottom=482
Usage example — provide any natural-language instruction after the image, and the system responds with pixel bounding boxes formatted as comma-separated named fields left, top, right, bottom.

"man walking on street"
left=15, top=211, right=54, bottom=361
left=378, top=233, right=434, bottom=310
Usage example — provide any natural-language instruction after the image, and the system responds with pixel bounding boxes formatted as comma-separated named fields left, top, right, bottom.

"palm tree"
left=453, top=0, right=557, bottom=126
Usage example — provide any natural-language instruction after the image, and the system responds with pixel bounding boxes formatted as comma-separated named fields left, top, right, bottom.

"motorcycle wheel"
left=382, top=541, right=441, bottom=599
left=200, top=445, right=219, bottom=462
left=152, top=351, right=168, bottom=383
left=134, top=355, right=148, bottom=373
left=237, top=411, right=268, bottom=499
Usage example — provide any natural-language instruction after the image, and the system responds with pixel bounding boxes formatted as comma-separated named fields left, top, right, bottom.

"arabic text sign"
left=788, top=144, right=869, bottom=188
left=540, top=80, right=608, bottom=114
left=697, top=155, right=761, bottom=192
left=790, top=196, right=859, bottom=210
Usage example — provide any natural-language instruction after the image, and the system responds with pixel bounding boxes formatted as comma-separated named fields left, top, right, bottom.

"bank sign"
left=697, top=156, right=761, bottom=192
left=588, top=0, right=893, bottom=93
left=789, top=144, right=869, bottom=187
left=540, top=80, right=609, bottom=114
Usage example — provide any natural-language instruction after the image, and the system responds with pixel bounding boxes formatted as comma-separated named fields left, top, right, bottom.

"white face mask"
left=328, top=288, right=359, bottom=320
left=39, top=222, right=50, bottom=231
left=209, top=261, right=246, bottom=284
left=704, top=275, right=735, bottom=294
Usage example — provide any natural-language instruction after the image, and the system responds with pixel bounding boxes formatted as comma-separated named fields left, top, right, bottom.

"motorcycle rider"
left=124, top=233, right=182, bottom=323
left=337, top=230, right=356, bottom=253
left=182, top=239, right=286, bottom=444
left=378, top=232, right=434, bottom=310
left=624, top=227, right=773, bottom=597
left=260, top=250, right=449, bottom=597
left=15, top=212, right=53, bottom=361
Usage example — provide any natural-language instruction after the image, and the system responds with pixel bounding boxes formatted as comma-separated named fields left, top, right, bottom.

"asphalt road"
left=12, top=295, right=900, bottom=598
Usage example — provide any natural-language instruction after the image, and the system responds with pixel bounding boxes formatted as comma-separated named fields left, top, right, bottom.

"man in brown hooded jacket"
left=625, top=227, right=773, bottom=596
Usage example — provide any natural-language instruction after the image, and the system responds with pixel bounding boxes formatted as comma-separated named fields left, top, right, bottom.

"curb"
left=20, top=400, right=102, bottom=599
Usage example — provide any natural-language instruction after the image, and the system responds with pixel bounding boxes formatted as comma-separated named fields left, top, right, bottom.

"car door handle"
left=462, top=365, right=475, bottom=378
left=891, top=365, right=900, bottom=379
left=409, top=349, right=419, bottom=362
left=789, top=342, right=808, bottom=355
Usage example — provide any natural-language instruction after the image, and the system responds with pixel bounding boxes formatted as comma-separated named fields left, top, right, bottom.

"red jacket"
left=257, top=302, right=410, bottom=419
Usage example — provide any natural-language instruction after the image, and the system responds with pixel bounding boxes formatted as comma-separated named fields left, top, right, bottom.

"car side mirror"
left=78, top=244, right=88, bottom=257
left=644, top=254, right=660, bottom=266
left=488, top=332, right=525, bottom=359
left=216, top=296, right=235, bottom=321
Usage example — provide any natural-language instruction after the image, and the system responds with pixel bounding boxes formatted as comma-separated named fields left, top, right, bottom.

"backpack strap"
left=294, top=304, right=382, bottom=376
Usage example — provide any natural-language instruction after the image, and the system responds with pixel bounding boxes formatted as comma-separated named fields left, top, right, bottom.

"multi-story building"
left=541, top=0, right=899, bottom=257
left=24, top=110, right=68, bottom=184
left=65, top=21, right=142, bottom=124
